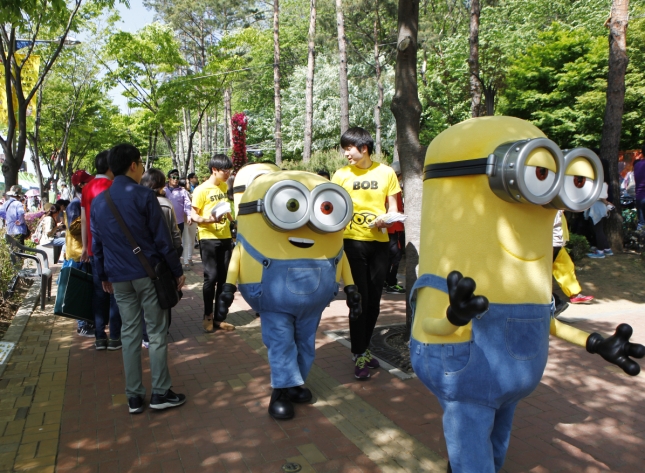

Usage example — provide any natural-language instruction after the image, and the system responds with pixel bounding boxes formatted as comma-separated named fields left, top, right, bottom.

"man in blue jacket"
left=91, top=144, right=186, bottom=414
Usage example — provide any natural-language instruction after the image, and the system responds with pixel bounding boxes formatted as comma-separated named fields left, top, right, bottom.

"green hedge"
left=0, top=230, right=17, bottom=295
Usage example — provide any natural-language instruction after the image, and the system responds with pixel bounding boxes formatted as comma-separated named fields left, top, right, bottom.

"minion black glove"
left=586, top=323, right=645, bottom=376
left=446, top=271, right=489, bottom=327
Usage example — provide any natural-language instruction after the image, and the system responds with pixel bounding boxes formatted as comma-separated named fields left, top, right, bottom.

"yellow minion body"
left=226, top=171, right=354, bottom=287
left=413, top=116, right=589, bottom=347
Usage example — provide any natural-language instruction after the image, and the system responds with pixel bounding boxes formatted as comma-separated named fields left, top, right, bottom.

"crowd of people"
left=2, top=127, right=630, bottom=416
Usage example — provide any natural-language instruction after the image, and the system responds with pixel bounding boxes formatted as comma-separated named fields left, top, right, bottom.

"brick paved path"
left=1, top=254, right=644, bottom=472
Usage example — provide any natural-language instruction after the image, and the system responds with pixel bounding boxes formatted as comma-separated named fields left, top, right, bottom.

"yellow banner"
left=0, top=54, right=40, bottom=132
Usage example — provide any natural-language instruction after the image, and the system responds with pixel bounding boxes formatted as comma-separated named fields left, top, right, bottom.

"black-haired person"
left=91, top=144, right=186, bottom=413
left=187, top=172, right=199, bottom=193
left=139, top=168, right=183, bottom=347
left=191, top=154, right=235, bottom=332
left=164, top=168, right=192, bottom=236
left=331, top=127, right=401, bottom=380
left=81, top=151, right=122, bottom=350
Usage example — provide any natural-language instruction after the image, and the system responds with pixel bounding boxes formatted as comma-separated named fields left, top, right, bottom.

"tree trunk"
left=336, top=0, right=350, bottom=134
left=214, top=106, right=219, bottom=153
left=599, top=0, right=629, bottom=251
left=152, top=129, right=158, bottom=170
left=274, top=0, right=283, bottom=164
left=374, top=0, right=383, bottom=156
left=303, top=0, right=317, bottom=162
left=224, top=88, right=232, bottom=151
left=483, top=84, right=496, bottom=117
left=390, top=0, right=426, bottom=339
left=468, top=0, right=482, bottom=117
left=146, top=130, right=153, bottom=170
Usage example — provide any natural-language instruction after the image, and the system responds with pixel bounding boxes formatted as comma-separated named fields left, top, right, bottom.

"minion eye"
left=545, top=149, right=603, bottom=211
left=309, top=184, right=353, bottom=233
left=286, top=198, right=300, bottom=212
left=263, top=180, right=310, bottom=230
left=524, top=165, right=556, bottom=197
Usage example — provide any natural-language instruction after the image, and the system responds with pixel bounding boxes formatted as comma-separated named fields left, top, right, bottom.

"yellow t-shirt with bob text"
left=192, top=181, right=232, bottom=240
left=332, top=162, right=401, bottom=242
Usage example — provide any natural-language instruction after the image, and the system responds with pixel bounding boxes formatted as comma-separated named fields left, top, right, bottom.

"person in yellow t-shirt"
left=191, top=154, right=235, bottom=333
left=331, top=127, right=401, bottom=380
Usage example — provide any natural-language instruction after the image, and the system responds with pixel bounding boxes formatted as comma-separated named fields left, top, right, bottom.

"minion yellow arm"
left=416, top=288, right=464, bottom=339
left=225, top=244, right=242, bottom=285
left=340, top=253, right=354, bottom=285
left=550, top=318, right=589, bottom=348
left=422, top=314, right=462, bottom=336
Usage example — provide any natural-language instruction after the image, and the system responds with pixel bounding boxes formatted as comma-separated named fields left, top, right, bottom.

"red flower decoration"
left=231, top=112, right=248, bottom=174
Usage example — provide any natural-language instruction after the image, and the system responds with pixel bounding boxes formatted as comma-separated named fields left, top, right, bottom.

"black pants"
left=593, top=220, right=610, bottom=251
left=344, top=239, right=389, bottom=355
left=200, top=238, right=232, bottom=316
left=386, top=231, right=404, bottom=287
left=177, top=222, right=184, bottom=236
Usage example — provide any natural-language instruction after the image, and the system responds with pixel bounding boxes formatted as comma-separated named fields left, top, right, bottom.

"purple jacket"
left=634, top=160, right=645, bottom=201
left=164, top=185, right=192, bottom=224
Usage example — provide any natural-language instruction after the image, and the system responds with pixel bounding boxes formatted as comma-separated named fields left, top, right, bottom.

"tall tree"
left=0, top=0, right=116, bottom=189
left=374, top=0, right=384, bottom=155
left=468, top=0, right=482, bottom=117
left=273, top=0, right=283, bottom=164
left=600, top=0, right=629, bottom=250
left=336, top=0, right=350, bottom=134
left=391, top=0, right=426, bottom=336
left=303, top=0, right=317, bottom=162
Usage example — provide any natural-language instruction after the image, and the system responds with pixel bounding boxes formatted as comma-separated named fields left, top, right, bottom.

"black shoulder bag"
left=104, top=190, right=182, bottom=309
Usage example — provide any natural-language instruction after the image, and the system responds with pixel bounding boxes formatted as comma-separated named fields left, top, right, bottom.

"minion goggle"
left=237, top=180, right=353, bottom=233
left=424, top=138, right=604, bottom=211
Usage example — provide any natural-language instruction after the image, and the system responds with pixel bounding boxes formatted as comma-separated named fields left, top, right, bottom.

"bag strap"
left=104, top=189, right=157, bottom=280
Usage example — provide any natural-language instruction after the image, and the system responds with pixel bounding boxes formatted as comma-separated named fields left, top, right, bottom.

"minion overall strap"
left=236, top=233, right=272, bottom=268
left=236, top=233, right=344, bottom=268
left=409, top=274, right=448, bottom=317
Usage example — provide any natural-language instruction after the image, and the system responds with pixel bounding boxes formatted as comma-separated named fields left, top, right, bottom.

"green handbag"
left=54, top=262, right=94, bottom=322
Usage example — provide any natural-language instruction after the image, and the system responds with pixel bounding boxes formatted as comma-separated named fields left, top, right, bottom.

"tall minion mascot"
left=410, top=117, right=644, bottom=473
left=217, top=171, right=362, bottom=419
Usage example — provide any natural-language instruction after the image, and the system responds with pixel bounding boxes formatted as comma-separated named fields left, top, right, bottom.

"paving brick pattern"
left=0, top=254, right=644, bottom=472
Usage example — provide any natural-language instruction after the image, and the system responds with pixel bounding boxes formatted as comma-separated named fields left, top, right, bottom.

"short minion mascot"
left=232, top=162, right=281, bottom=216
left=217, top=171, right=362, bottom=420
left=410, top=117, right=644, bottom=473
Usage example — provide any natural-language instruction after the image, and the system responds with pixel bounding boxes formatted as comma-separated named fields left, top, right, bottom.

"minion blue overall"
left=217, top=171, right=361, bottom=420
left=412, top=117, right=644, bottom=473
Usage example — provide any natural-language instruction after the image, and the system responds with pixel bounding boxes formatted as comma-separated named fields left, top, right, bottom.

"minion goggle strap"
left=423, top=138, right=604, bottom=211
left=237, top=180, right=353, bottom=233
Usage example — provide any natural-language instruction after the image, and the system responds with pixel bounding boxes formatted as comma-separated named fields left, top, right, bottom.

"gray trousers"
left=113, top=277, right=172, bottom=398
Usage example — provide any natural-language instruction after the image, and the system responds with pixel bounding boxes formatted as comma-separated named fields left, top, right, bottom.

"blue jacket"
left=90, top=175, right=183, bottom=283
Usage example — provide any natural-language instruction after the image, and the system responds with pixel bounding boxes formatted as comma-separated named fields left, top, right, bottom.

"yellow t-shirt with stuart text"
left=192, top=181, right=232, bottom=240
left=332, top=162, right=401, bottom=242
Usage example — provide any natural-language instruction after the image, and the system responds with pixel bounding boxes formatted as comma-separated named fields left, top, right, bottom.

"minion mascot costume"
left=217, top=171, right=362, bottom=419
left=231, top=162, right=281, bottom=216
left=410, top=117, right=645, bottom=473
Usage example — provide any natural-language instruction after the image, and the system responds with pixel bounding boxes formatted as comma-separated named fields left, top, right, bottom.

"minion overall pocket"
left=506, top=318, right=548, bottom=360
left=286, top=268, right=321, bottom=295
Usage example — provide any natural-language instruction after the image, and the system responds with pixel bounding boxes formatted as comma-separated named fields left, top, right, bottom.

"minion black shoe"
left=286, top=385, right=312, bottom=403
left=268, top=388, right=294, bottom=420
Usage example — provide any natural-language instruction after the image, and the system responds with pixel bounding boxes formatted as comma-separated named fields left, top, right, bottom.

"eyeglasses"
left=216, top=169, right=232, bottom=174
left=169, top=175, right=179, bottom=179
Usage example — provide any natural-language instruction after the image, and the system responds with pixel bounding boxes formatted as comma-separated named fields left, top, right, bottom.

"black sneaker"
left=77, top=326, right=95, bottom=337
left=95, top=338, right=108, bottom=350
left=107, top=339, right=122, bottom=351
left=385, top=284, right=406, bottom=294
left=128, top=396, right=144, bottom=414
left=149, top=389, right=186, bottom=410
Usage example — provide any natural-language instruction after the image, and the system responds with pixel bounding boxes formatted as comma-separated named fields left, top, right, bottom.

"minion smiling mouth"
left=499, top=241, right=544, bottom=262
left=289, top=237, right=314, bottom=248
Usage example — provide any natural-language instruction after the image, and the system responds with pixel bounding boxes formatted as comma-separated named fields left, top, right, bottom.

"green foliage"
left=281, top=149, right=388, bottom=175
left=566, top=233, right=591, bottom=262
left=0, top=230, right=17, bottom=296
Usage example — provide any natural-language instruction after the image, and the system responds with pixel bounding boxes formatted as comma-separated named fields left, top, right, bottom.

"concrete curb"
left=0, top=279, right=41, bottom=378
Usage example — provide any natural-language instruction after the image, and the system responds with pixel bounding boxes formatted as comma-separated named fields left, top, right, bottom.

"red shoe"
left=570, top=294, right=594, bottom=304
